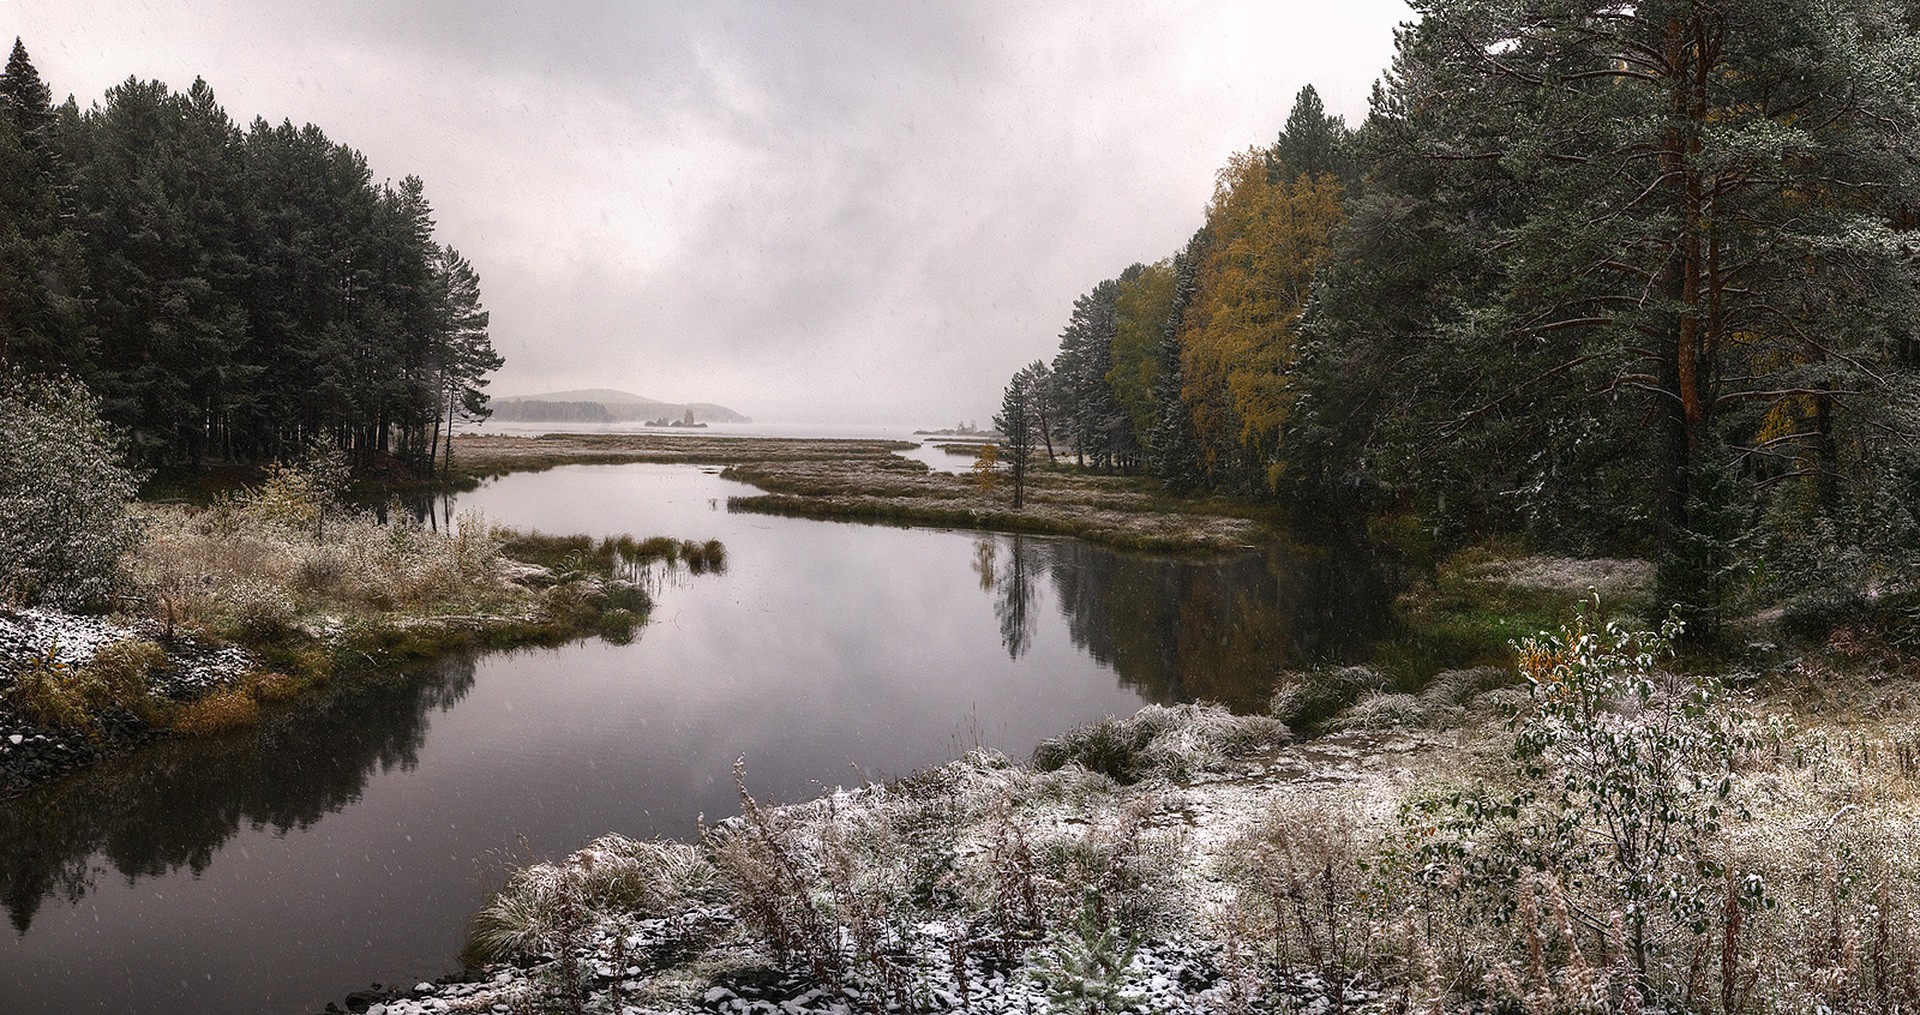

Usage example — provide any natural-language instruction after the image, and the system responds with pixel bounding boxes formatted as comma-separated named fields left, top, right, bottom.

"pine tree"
left=1053, top=279, right=1126, bottom=470
left=0, top=38, right=86, bottom=371
left=1149, top=233, right=1206, bottom=492
left=1269, top=84, right=1354, bottom=184
left=431, top=245, right=500, bottom=476
left=995, top=366, right=1039, bottom=509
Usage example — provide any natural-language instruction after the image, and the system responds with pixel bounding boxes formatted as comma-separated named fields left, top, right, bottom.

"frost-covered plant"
left=1269, top=666, right=1388, bottom=731
left=1334, top=691, right=1436, bottom=731
left=1230, top=799, right=1376, bottom=984
left=1032, top=705, right=1289, bottom=784
left=0, top=372, right=143, bottom=608
left=465, top=836, right=719, bottom=965
left=245, top=436, right=351, bottom=541
left=1510, top=598, right=1761, bottom=976
left=707, top=761, right=847, bottom=982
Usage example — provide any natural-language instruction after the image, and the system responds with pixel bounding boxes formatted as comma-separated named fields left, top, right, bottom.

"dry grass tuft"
left=169, top=684, right=260, bottom=737
left=5, top=636, right=168, bottom=736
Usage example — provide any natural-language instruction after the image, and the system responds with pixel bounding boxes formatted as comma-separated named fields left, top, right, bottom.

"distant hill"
left=492, top=389, right=750, bottom=424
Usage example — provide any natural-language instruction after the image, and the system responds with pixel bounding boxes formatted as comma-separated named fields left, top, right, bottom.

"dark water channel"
left=0, top=464, right=1392, bottom=1014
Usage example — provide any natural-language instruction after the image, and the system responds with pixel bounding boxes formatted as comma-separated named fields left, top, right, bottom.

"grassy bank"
left=722, top=457, right=1269, bottom=553
left=0, top=491, right=722, bottom=796
left=363, top=601, right=1920, bottom=1015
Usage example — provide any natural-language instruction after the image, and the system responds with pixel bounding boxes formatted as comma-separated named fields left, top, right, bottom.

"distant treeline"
left=0, top=38, right=500, bottom=469
left=1002, top=3, right=1920, bottom=621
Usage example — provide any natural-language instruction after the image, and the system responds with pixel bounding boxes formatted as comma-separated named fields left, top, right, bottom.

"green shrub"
left=0, top=372, right=143, bottom=608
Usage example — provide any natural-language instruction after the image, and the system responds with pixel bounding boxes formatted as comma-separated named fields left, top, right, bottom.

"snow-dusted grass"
left=2, top=493, right=691, bottom=790
left=723, top=458, right=1266, bottom=553
left=130, top=502, right=516, bottom=643
left=382, top=611, right=1920, bottom=1015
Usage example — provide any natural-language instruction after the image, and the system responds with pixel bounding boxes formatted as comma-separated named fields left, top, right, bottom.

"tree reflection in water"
left=0, top=654, right=476, bottom=934
left=977, top=534, right=1396, bottom=710
left=0, top=533, right=1395, bottom=934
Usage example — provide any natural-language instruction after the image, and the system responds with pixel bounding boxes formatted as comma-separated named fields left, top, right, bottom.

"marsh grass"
left=169, top=684, right=260, bottom=737
left=6, top=637, right=169, bottom=737
left=5, top=490, right=709, bottom=762
left=729, top=493, right=1258, bottom=553
left=498, top=532, right=728, bottom=580
left=443, top=433, right=917, bottom=487
left=132, top=501, right=511, bottom=642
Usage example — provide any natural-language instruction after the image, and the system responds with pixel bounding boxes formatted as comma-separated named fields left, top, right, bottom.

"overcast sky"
left=7, top=1, right=1412, bottom=424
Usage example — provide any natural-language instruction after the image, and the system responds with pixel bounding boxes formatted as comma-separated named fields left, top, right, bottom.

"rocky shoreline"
left=0, top=607, right=257, bottom=795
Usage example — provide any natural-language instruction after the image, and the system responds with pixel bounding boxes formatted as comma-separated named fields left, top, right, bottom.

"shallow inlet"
left=0, top=463, right=1390, bottom=1015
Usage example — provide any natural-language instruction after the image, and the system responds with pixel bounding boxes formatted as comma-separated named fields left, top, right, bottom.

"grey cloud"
left=13, top=0, right=1412, bottom=423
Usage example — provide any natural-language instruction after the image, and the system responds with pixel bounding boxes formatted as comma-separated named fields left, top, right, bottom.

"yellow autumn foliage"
left=1179, top=149, right=1344, bottom=489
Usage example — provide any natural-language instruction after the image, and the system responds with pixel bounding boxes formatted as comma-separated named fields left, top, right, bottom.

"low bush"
left=0, top=373, right=144, bottom=609
left=1032, top=704, right=1289, bottom=783
left=1268, top=665, right=1387, bottom=731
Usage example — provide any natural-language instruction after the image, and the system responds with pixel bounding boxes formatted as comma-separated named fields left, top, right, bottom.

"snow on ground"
left=366, top=715, right=1468, bottom=1015
left=1483, top=556, right=1654, bottom=595
left=0, top=606, right=257, bottom=792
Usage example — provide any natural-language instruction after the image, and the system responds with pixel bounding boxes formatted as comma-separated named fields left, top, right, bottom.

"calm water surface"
left=0, top=463, right=1390, bottom=1014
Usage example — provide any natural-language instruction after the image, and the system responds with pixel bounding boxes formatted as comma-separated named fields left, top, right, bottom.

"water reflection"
left=0, top=463, right=1402, bottom=1014
left=977, top=535, right=1041, bottom=659
left=982, top=535, right=1397, bottom=710
left=0, top=656, right=475, bottom=935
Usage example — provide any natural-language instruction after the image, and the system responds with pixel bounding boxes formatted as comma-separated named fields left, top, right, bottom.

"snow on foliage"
left=0, top=373, right=142, bottom=609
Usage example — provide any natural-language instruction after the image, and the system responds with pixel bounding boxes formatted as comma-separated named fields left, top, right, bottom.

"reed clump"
left=498, top=531, right=728, bottom=580
left=5, top=637, right=169, bottom=737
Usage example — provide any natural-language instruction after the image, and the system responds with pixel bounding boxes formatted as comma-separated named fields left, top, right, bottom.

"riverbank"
left=349, top=601, right=1920, bottom=1015
left=0, top=501, right=719, bottom=798
left=447, top=433, right=1269, bottom=553
left=447, top=432, right=917, bottom=477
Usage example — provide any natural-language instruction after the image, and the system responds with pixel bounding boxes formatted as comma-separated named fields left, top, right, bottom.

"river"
left=0, top=462, right=1390, bottom=1014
